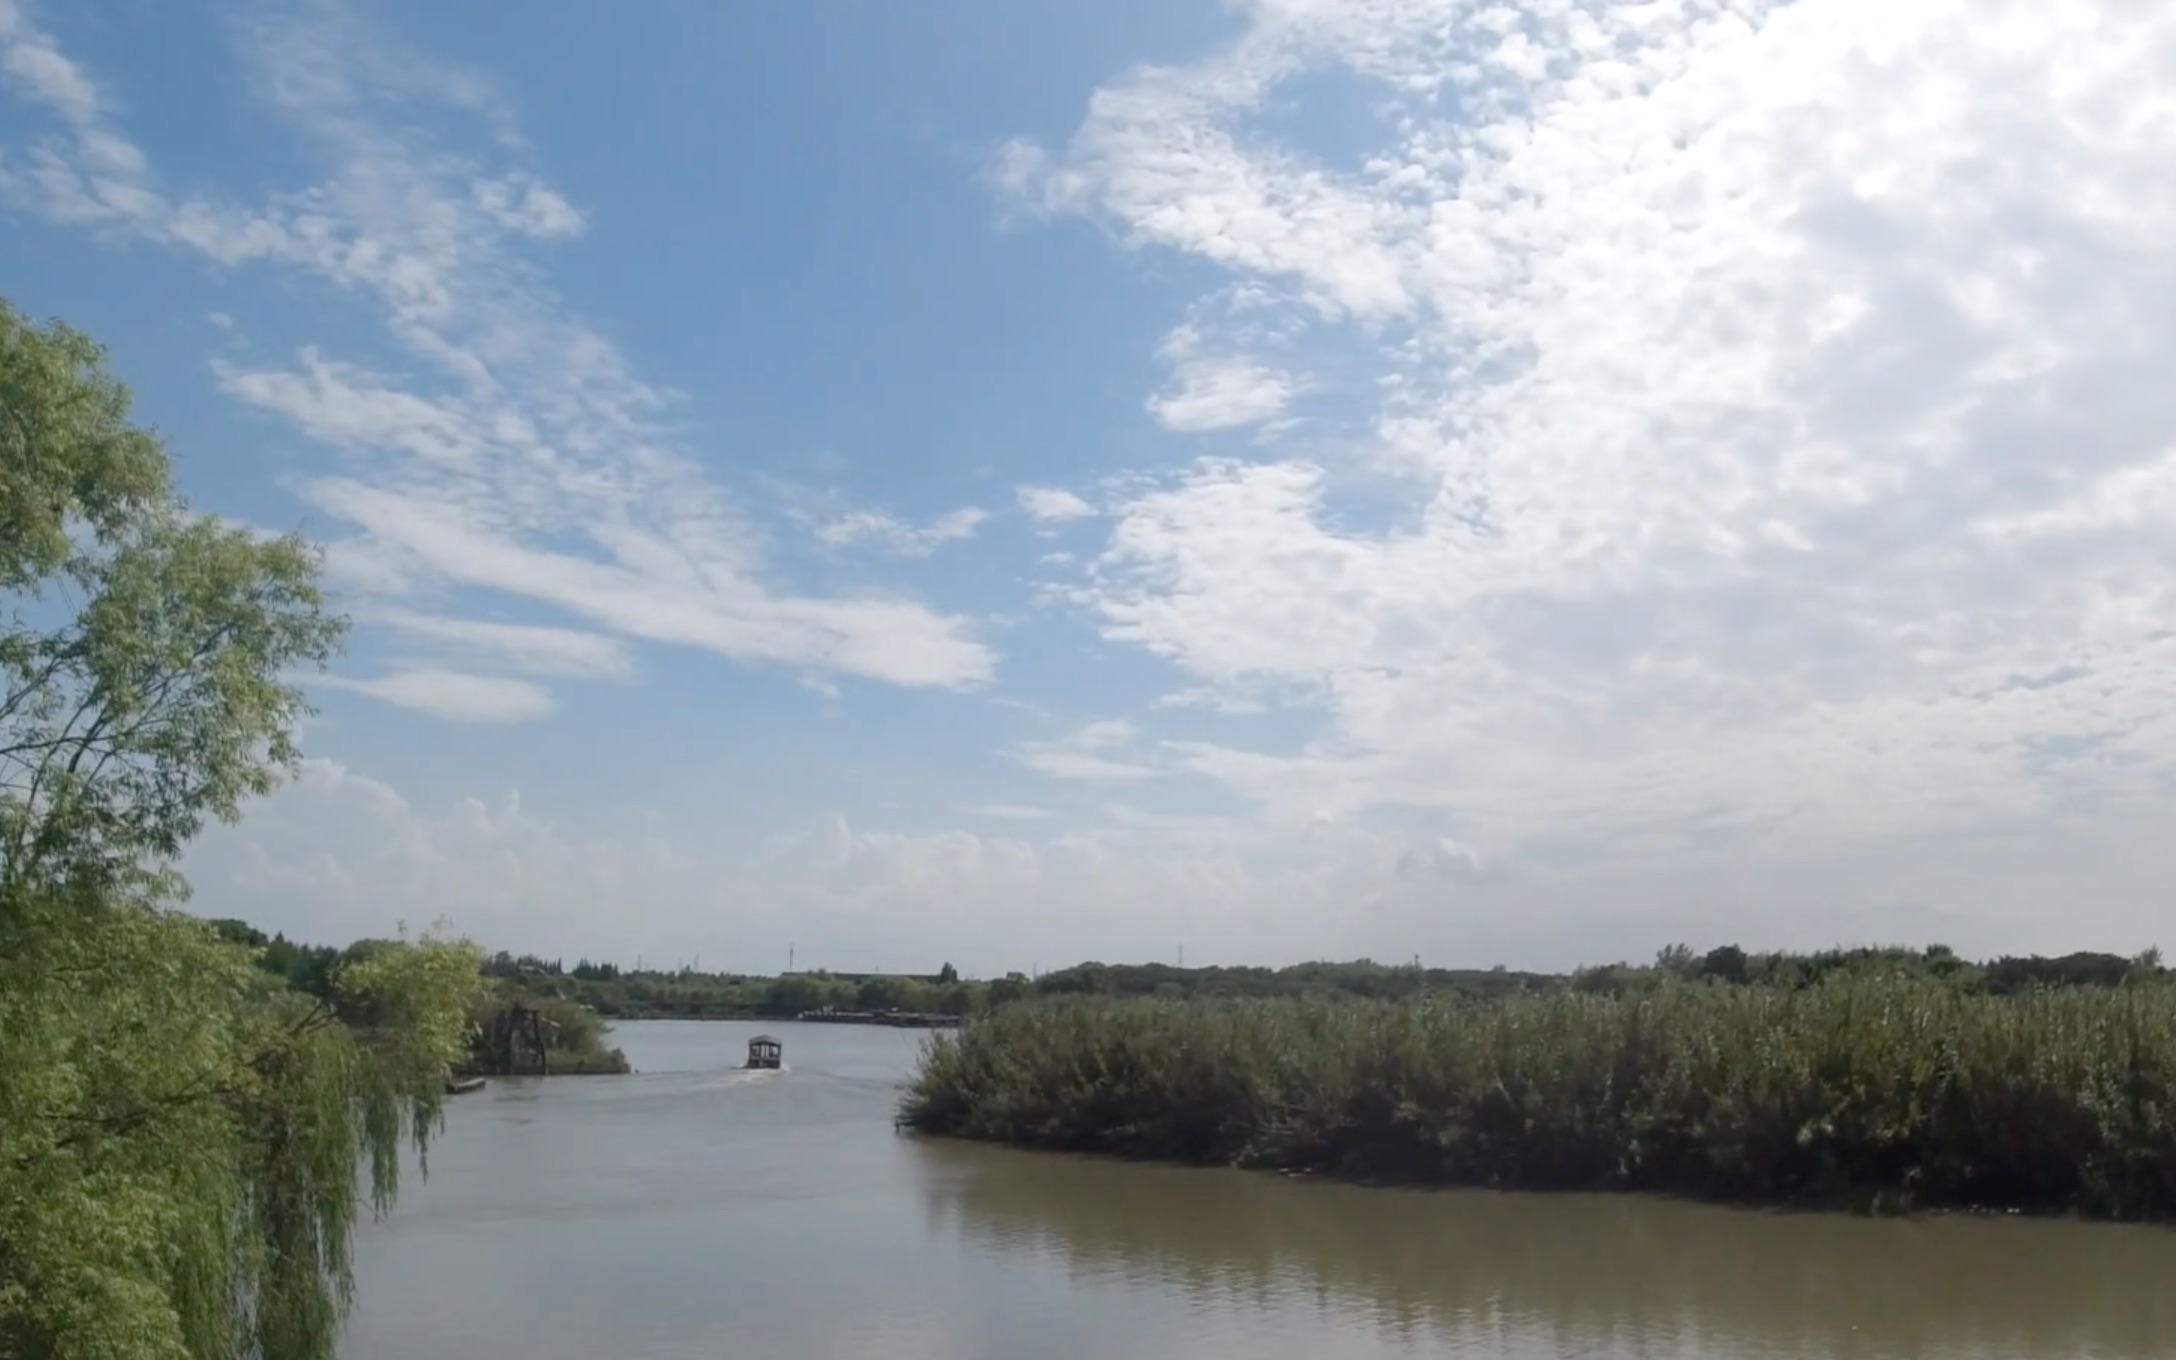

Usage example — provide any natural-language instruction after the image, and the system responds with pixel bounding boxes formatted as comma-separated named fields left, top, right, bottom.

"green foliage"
left=458, top=983, right=631, bottom=1076
left=1020, top=958, right=1555, bottom=1003
left=533, top=963, right=978, bottom=1020
left=0, top=304, right=341, bottom=902
left=902, top=973, right=2176, bottom=1219
left=1567, top=943, right=2157, bottom=998
left=986, top=973, right=1030, bottom=1008
left=510, top=942, right=2167, bottom=1028
left=0, top=300, right=480, bottom=1358
left=0, top=302, right=169, bottom=592
left=1, top=899, right=483, bottom=1359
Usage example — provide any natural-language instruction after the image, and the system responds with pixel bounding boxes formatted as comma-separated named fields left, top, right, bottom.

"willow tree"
left=0, top=301, right=481, bottom=1360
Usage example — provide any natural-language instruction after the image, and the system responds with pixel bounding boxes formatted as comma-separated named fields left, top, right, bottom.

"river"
left=343, top=1019, right=2176, bottom=1359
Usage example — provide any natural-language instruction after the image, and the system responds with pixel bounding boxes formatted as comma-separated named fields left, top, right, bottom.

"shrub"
left=900, top=975, right=2176, bottom=1218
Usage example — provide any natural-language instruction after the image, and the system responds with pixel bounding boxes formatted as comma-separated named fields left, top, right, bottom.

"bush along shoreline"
left=898, top=974, right=2176, bottom=1219
left=212, top=920, right=632, bottom=1077
left=455, top=988, right=632, bottom=1077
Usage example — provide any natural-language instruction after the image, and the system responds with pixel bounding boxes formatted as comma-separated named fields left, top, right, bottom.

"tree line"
left=211, top=923, right=629, bottom=1075
left=465, top=941, right=2168, bottom=1024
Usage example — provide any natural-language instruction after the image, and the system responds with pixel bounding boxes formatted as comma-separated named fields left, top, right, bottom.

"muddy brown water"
left=343, top=1020, right=2176, bottom=1359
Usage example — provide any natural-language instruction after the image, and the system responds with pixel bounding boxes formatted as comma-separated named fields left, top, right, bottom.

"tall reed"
left=899, top=975, right=2176, bottom=1217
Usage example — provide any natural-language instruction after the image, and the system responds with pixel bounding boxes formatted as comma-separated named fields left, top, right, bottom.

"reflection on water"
left=918, top=1137, right=2176, bottom=1360
left=344, top=1021, right=2174, bottom=1360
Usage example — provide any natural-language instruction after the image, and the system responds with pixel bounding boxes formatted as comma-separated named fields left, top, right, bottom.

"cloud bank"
left=1003, top=0, right=2176, bottom=876
left=14, top=0, right=2176, bottom=966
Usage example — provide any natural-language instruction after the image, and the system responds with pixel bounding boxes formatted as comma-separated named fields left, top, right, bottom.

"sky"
left=3, top=0, right=2173, bottom=975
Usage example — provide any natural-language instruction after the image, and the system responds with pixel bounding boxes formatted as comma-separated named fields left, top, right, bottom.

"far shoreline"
left=603, top=1010, right=964, bottom=1028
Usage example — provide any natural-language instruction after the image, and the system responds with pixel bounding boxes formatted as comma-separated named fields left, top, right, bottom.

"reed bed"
left=899, top=975, right=2176, bottom=1218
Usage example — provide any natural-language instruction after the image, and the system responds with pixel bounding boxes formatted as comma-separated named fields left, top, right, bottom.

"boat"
left=745, top=1034, right=783, bottom=1069
left=445, top=1075, right=487, bottom=1095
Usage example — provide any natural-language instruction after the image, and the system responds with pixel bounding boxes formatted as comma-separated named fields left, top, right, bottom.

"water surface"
left=344, top=1020, right=2176, bottom=1359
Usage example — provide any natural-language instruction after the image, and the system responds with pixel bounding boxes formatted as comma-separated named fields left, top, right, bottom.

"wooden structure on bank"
left=475, top=1000, right=557, bottom=1075
left=746, top=1034, right=782, bottom=1069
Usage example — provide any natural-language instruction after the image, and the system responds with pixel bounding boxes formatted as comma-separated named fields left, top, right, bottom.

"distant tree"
left=1699, top=944, right=1749, bottom=985
left=1573, top=964, right=1635, bottom=995
left=766, top=972, right=837, bottom=1015
left=1982, top=951, right=2136, bottom=995
left=938, top=961, right=959, bottom=985
left=856, top=975, right=906, bottom=1011
left=208, top=917, right=269, bottom=949
left=1920, top=943, right=1973, bottom=980
left=1037, top=962, right=1113, bottom=996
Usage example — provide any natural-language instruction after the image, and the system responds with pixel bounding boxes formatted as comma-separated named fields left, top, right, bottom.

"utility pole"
left=789, top=943, right=795, bottom=975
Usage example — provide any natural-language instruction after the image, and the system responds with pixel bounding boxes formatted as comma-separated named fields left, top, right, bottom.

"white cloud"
left=0, top=0, right=95, bottom=125
left=1147, top=354, right=1296, bottom=432
left=181, top=757, right=2174, bottom=971
left=0, top=4, right=276, bottom=253
left=1073, top=719, right=1135, bottom=747
left=1013, top=751, right=1155, bottom=782
left=0, top=4, right=993, bottom=693
left=993, top=47, right=1414, bottom=321
left=471, top=172, right=583, bottom=239
left=1017, top=485, right=1098, bottom=523
left=214, top=353, right=486, bottom=468
left=814, top=506, right=989, bottom=556
left=364, top=607, right=635, bottom=679
left=959, top=802, right=1056, bottom=821
left=300, top=477, right=991, bottom=688
left=1146, top=325, right=1298, bottom=432
left=316, top=669, right=556, bottom=723
left=1395, top=836, right=1486, bottom=884
left=1004, top=0, right=2176, bottom=874
left=1011, top=719, right=1161, bottom=782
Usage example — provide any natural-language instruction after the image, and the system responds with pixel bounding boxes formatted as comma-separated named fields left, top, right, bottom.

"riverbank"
left=552, top=1007, right=963, bottom=1028
left=452, top=1049, right=632, bottom=1077
left=798, top=1008, right=962, bottom=1028
left=898, top=976, right=2176, bottom=1220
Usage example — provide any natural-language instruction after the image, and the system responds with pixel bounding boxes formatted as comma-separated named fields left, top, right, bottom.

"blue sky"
left=5, top=0, right=2174, bottom=974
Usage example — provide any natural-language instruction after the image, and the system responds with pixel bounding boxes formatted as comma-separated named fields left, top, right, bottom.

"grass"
left=899, top=973, right=2176, bottom=1218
